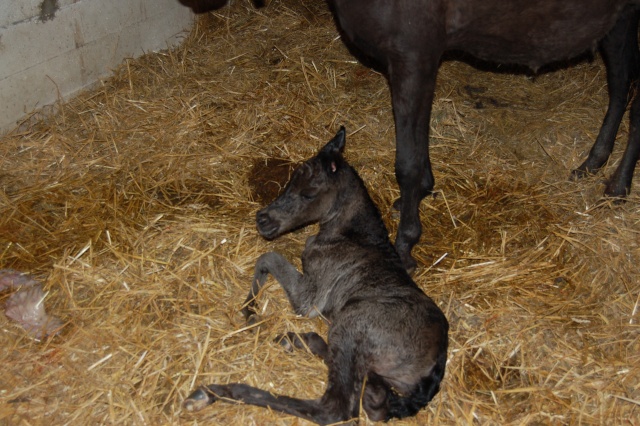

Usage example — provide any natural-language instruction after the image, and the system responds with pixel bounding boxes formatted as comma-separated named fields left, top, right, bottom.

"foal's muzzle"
left=256, top=210, right=279, bottom=239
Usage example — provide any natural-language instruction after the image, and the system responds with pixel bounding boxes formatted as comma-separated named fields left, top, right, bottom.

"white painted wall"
left=0, top=0, right=194, bottom=134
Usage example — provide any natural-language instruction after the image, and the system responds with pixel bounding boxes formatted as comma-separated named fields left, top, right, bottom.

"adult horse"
left=180, top=0, right=640, bottom=272
left=329, top=1, right=640, bottom=271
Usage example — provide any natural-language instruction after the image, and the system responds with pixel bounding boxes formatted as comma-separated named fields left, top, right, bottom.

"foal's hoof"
left=242, top=306, right=261, bottom=328
left=183, top=387, right=217, bottom=412
left=274, top=333, right=297, bottom=352
left=245, top=313, right=260, bottom=327
left=399, top=252, right=417, bottom=275
left=404, top=262, right=417, bottom=276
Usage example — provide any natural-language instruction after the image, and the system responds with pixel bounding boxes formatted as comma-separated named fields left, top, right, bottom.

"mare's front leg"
left=389, top=52, right=441, bottom=273
left=242, top=252, right=309, bottom=324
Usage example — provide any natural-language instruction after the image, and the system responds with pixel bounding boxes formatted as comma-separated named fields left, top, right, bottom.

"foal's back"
left=302, top=159, right=449, bottom=417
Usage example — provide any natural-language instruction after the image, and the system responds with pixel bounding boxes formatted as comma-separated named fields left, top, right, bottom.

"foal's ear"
left=321, top=126, right=346, bottom=156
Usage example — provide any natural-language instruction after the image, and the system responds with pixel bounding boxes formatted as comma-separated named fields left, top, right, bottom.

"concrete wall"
left=0, top=0, right=194, bottom=134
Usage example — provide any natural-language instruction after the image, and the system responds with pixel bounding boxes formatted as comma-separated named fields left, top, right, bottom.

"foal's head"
left=256, top=127, right=347, bottom=240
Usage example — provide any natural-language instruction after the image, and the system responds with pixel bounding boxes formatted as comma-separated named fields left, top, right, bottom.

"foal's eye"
left=300, top=191, right=316, bottom=201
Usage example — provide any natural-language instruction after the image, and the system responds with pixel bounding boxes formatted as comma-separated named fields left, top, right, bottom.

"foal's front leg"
left=242, top=252, right=311, bottom=323
left=275, top=332, right=329, bottom=362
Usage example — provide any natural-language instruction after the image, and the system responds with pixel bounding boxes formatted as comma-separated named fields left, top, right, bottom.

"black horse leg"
left=185, top=338, right=361, bottom=425
left=388, top=55, right=440, bottom=273
left=241, top=252, right=303, bottom=323
left=606, top=82, right=640, bottom=197
left=275, top=331, right=329, bottom=362
left=603, top=9, right=640, bottom=198
left=572, top=9, right=640, bottom=183
left=183, top=384, right=329, bottom=422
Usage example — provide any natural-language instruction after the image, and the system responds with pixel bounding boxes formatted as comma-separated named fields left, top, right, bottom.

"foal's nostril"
left=256, top=210, right=275, bottom=232
left=256, top=210, right=279, bottom=239
left=256, top=211, right=270, bottom=226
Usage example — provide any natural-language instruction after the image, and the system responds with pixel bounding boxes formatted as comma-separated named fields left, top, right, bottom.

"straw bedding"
left=1, top=0, right=638, bottom=424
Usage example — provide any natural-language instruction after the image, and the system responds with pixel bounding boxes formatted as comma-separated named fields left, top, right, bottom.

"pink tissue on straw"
left=0, top=269, right=39, bottom=291
left=1, top=269, right=63, bottom=339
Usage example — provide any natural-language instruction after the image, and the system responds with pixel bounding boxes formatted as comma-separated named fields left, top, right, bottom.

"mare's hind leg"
left=275, top=332, right=329, bottom=361
left=572, top=8, right=640, bottom=188
left=606, top=81, right=640, bottom=197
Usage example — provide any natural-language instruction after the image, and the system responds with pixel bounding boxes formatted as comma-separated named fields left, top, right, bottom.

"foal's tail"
left=386, top=355, right=446, bottom=420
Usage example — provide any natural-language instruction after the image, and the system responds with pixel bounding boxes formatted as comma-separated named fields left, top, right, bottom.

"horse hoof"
left=274, top=334, right=295, bottom=352
left=604, top=180, right=629, bottom=201
left=570, top=169, right=582, bottom=181
left=245, top=313, right=260, bottom=327
left=401, top=254, right=417, bottom=275
left=183, top=388, right=215, bottom=412
left=570, top=167, right=590, bottom=181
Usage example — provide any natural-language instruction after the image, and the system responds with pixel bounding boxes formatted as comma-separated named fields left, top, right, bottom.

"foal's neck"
left=320, top=171, right=393, bottom=249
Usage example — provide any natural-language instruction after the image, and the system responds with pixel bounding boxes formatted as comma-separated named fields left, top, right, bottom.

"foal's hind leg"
left=573, top=9, right=640, bottom=189
left=183, top=383, right=347, bottom=425
left=184, top=355, right=359, bottom=424
left=184, top=328, right=363, bottom=424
